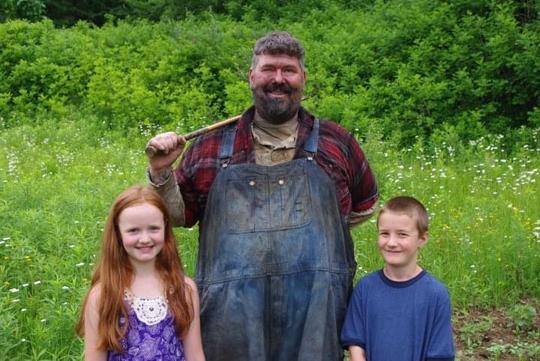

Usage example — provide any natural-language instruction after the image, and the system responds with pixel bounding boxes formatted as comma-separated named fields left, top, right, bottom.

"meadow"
left=0, top=114, right=538, bottom=360
left=1, top=1, right=540, bottom=359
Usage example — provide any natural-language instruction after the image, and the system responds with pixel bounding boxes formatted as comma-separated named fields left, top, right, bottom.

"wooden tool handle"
left=145, top=114, right=241, bottom=158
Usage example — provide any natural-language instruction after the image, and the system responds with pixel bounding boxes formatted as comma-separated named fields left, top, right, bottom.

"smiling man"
left=250, top=53, right=305, bottom=124
left=145, top=31, right=379, bottom=361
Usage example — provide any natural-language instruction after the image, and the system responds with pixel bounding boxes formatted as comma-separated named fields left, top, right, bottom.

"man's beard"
left=251, top=82, right=303, bottom=124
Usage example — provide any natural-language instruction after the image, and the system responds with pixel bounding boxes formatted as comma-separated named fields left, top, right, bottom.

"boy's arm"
left=426, top=289, right=455, bottom=361
left=340, top=284, right=367, bottom=357
left=349, top=345, right=367, bottom=361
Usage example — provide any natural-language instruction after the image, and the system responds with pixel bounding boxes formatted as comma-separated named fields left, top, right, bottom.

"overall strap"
left=218, top=118, right=319, bottom=166
left=303, top=118, right=320, bottom=155
left=218, top=125, right=237, bottom=168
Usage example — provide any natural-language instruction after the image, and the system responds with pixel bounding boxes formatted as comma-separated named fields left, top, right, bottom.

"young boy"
left=341, top=196, right=455, bottom=361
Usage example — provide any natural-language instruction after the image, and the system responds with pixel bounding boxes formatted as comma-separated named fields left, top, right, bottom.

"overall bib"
left=196, top=119, right=356, bottom=361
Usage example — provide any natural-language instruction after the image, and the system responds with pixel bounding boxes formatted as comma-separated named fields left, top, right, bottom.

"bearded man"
left=146, top=31, right=378, bottom=361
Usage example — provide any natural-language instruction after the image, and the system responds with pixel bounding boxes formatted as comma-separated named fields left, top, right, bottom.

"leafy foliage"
left=44, top=0, right=127, bottom=27
left=1, top=3, right=540, bottom=359
left=1, top=1, right=539, bottom=148
left=0, top=0, right=46, bottom=22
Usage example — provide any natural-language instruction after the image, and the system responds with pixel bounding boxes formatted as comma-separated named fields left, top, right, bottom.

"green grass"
left=354, top=130, right=540, bottom=307
left=1, top=116, right=539, bottom=360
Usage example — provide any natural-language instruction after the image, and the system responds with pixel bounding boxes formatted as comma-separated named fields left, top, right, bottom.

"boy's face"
left=377, top=211, right=427, bottom=271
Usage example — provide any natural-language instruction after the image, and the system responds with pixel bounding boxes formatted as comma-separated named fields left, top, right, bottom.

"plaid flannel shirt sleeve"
left=175, top=130, right=224, bottom=228
left=315, top=119, right=379, bottom=219
left=147, top=167, right=186, bottom=226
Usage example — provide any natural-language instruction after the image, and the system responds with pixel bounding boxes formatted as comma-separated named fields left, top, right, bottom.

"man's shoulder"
left=186, top=110, right=252, bottom=151
left=190, top=124, right=231, bottom=145
left=183, top=124, right=234, bottom=161
left=298, top=108, right=353, bottom=138
left=318, top=118, right=354, bottom=138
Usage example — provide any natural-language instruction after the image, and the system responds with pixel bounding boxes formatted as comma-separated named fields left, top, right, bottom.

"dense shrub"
left=0, top=17, right=255, bottom=130
left=298, top=0, right=540, bottom=146
left=1, top=1, right=539, bottom=147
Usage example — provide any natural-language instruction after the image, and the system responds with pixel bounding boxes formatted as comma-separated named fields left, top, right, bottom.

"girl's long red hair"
left=76, top=185, right=193, bottom=352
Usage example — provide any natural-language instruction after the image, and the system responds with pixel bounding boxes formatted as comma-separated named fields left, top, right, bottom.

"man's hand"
left=146, top=132, right=186, bottom=178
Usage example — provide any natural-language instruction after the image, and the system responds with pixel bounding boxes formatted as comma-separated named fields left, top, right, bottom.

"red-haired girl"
left=77, top=186, right=205, bottom=361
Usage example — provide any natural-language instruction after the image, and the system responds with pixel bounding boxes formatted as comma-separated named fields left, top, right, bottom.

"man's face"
left=249, top=54, right=306, bottom=124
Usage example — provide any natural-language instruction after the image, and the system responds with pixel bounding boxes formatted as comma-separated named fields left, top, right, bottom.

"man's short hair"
left=251, top=31, right=305, bottom=69
left=377, top=196, right=429, bottom=234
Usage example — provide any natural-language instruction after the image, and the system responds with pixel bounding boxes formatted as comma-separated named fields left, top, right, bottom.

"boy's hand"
left=349, top=345, right=366, bottom=361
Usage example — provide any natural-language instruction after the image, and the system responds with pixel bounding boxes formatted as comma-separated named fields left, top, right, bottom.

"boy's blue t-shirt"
left=341, top=269, right=455, bottom=361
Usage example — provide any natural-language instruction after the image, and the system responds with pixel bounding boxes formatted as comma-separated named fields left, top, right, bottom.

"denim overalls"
left=196, top=119, right=355, bottom=361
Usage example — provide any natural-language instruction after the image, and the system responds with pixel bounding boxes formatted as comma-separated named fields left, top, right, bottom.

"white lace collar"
left=124, top=290, right=168, bottom=325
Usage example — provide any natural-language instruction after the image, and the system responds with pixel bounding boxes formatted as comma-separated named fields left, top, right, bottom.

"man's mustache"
left=263, top=82, right=295, bottom=94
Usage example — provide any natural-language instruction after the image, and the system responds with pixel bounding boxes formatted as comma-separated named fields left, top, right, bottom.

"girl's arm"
left=349, top=345, right=367, bottom=361
left=83, top=286, right=107, bottom=361
left=182, top=277, right=206, bottom=361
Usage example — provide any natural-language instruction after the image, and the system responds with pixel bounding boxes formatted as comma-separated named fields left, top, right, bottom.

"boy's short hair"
left=377, top=196, right=429, bottom=234
left=251, top=31, right=305, bottom=69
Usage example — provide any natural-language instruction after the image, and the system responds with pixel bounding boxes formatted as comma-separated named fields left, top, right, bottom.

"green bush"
left=298, top=0, right=540, bottom=147
left=1, top=1, right=539, bottom=146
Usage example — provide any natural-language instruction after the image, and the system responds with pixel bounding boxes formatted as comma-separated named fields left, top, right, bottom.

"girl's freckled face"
left=117, top=203, right=165, bottom=266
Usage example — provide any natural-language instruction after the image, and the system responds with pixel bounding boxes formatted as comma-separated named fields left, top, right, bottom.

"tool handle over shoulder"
left=145, top=115, right=241, bottom=158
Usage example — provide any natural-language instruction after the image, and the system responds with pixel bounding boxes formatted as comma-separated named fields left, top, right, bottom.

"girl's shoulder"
left=182, top=276, right=200, bottom=304
left=183, top=276, right=197, bottom=292
left=86, top=283, right=102, bottom=308
left=82, top=283, right=103, bottom=327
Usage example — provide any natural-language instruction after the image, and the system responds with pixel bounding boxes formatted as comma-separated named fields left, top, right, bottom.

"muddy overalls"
left=196, top=119, right=356, bottom=361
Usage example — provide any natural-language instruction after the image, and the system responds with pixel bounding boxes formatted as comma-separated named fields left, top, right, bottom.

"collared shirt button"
left=278, top=179, right=284, bottom=185
left=249, top=180, right=256, bottom=186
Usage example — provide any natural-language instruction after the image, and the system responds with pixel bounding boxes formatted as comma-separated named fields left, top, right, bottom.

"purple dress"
left=108, top=292, right=186, bottom=361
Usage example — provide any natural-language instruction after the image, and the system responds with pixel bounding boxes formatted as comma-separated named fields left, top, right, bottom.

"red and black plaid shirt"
left=175, top=106, right=379, bottom=227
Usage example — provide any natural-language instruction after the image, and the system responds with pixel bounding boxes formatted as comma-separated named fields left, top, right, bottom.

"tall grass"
left=0, top=115, right=538, bottom=359
left=354, top=128, right=540, bottom=307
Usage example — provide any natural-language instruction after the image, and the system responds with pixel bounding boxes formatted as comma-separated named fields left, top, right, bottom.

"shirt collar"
left=237, top=106, right=315, bottom=158
left=252, top=111, right=299, bottom=149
